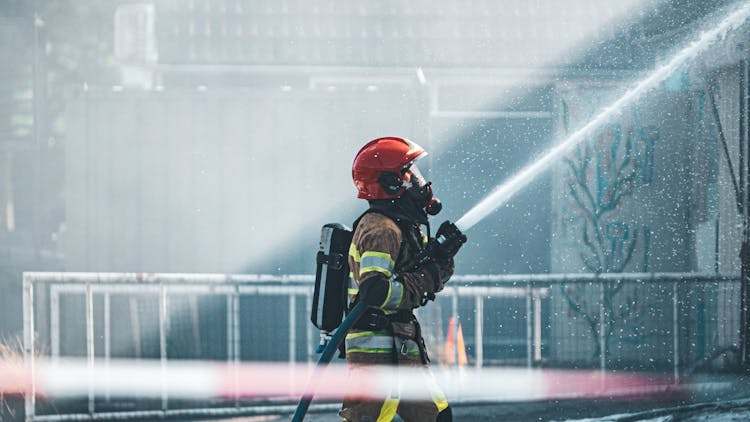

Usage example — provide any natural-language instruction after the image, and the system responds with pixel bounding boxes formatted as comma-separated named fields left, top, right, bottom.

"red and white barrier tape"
left=1, top=358, right=679, bottom=402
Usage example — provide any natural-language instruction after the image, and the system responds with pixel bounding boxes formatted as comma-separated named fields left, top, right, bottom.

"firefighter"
left=341, top=136, right=466, bottom=422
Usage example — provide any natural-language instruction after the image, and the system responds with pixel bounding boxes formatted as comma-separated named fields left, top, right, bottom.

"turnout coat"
left=340, top=210, right=453, bottom=421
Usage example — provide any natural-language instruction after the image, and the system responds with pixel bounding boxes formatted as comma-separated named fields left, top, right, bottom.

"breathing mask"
left=402, top=161, right=442, bottom=216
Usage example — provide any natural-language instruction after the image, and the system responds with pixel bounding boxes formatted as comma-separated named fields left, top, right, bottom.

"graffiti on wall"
left=557, top=90, right=659, bottom=359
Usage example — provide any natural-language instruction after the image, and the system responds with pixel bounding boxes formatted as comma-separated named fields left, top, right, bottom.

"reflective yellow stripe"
left=345, top=348, right=395, bottom=354
left=346, top=348, right=420, bottom=356
left=359, top=251, right=395, bottom=278
left=361, top=250, right=394, bottom=260
left=435, top=396, right=449, bottom=412
left=347, top=335, right=416, bottom=350
left=377, top=398, right=399, bottom=422
left=346, top=332, right=421, bottom=356
left=423, top=368, right=449, bottom=412
left=382, top=281, right=404, bottom=310
left=360, top=251, right=394, bottom=266
left=348, top=275, right=358, bottom=295
left=379, top=280, right=393, bottom=308
left=346, top=331, right=383, bottom=339
left=349, top=243, right=361, bottom=262
left=360, top=266, right=392, bottom=277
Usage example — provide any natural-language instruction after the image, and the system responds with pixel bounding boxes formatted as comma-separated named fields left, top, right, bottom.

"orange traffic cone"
left=444, top=317, right=468, bottom=366
left=456, top=321, right=468, bottom=366
left=444, top=317, right=456, bottom=364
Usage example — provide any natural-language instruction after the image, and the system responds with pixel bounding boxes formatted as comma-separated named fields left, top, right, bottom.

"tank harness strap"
left=413, top=319, right=430, bottom=364
left=391, top=334, right=400, bottom=364
left=351, top=307, right=413, bottom=331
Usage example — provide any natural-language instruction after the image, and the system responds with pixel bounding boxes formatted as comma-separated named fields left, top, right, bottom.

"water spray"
left=454, top=1, right=750, bottom=234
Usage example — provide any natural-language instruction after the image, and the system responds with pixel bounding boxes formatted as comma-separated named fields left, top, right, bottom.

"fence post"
left=226, top=294, right=233, bottom=366
left=231, top=286, right=240, bottom=406
left=599, top=280, right=606, bottom=379
left=86, top=283, right=95, bottom=415
left=104, top=292, right=111, bottom=401
left=289, top=294, right=297, bottom=364
left=306, top=290, right=313, bottom=363
left=159, top=285, right=168, bottom=413
left=226, top=291, right=235, bottom=404
left=23, top=274, right=36, bottom=420
left=129, top=297, right=142, bottom=359
left=50, top=285, right=59, bottom=362
left=526, top=281, right=532, bottom=369
left=475, top=295, right=483, bottom=368
left=673, top=281, right=680, bottom=384
left=451, top=287, right=459, bottom=368
left=533, top=289, right=542, bottom=362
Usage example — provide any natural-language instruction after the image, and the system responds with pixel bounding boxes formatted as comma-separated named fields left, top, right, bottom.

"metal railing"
left=22, top=271, right=739, bottom=421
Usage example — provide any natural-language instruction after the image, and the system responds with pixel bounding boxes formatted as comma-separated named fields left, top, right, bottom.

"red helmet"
left=352, top=137, right=426, bottom=200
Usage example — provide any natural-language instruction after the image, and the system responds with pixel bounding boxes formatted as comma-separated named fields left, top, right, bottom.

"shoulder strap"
left=351, top=209, right=373, bottom=233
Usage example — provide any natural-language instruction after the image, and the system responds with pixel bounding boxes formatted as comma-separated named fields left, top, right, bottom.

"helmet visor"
left=403, top=161, right=428, bottom=188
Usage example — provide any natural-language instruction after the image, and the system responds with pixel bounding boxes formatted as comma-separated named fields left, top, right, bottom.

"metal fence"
left=22, top=271, right=740, bottom=421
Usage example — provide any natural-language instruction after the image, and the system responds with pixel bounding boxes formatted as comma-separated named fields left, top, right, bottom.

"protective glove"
left=430, top=220, right=467, bottom=262
left=419, top=262, right=441, bottom=305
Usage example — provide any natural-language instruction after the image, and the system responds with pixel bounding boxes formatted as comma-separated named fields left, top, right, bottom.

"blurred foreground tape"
left=1, top=358, right=681, bottom=402
left=0, top=359, right=31, bottom=395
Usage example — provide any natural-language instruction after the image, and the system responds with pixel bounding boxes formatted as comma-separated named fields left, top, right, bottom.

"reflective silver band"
left=346, top=334, right=420, bottom=355
left=382, top=280, right=404, bottom=310
left=348, top=276, right=359, bottom=294
left=359, top=254, right=395, bottom=275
